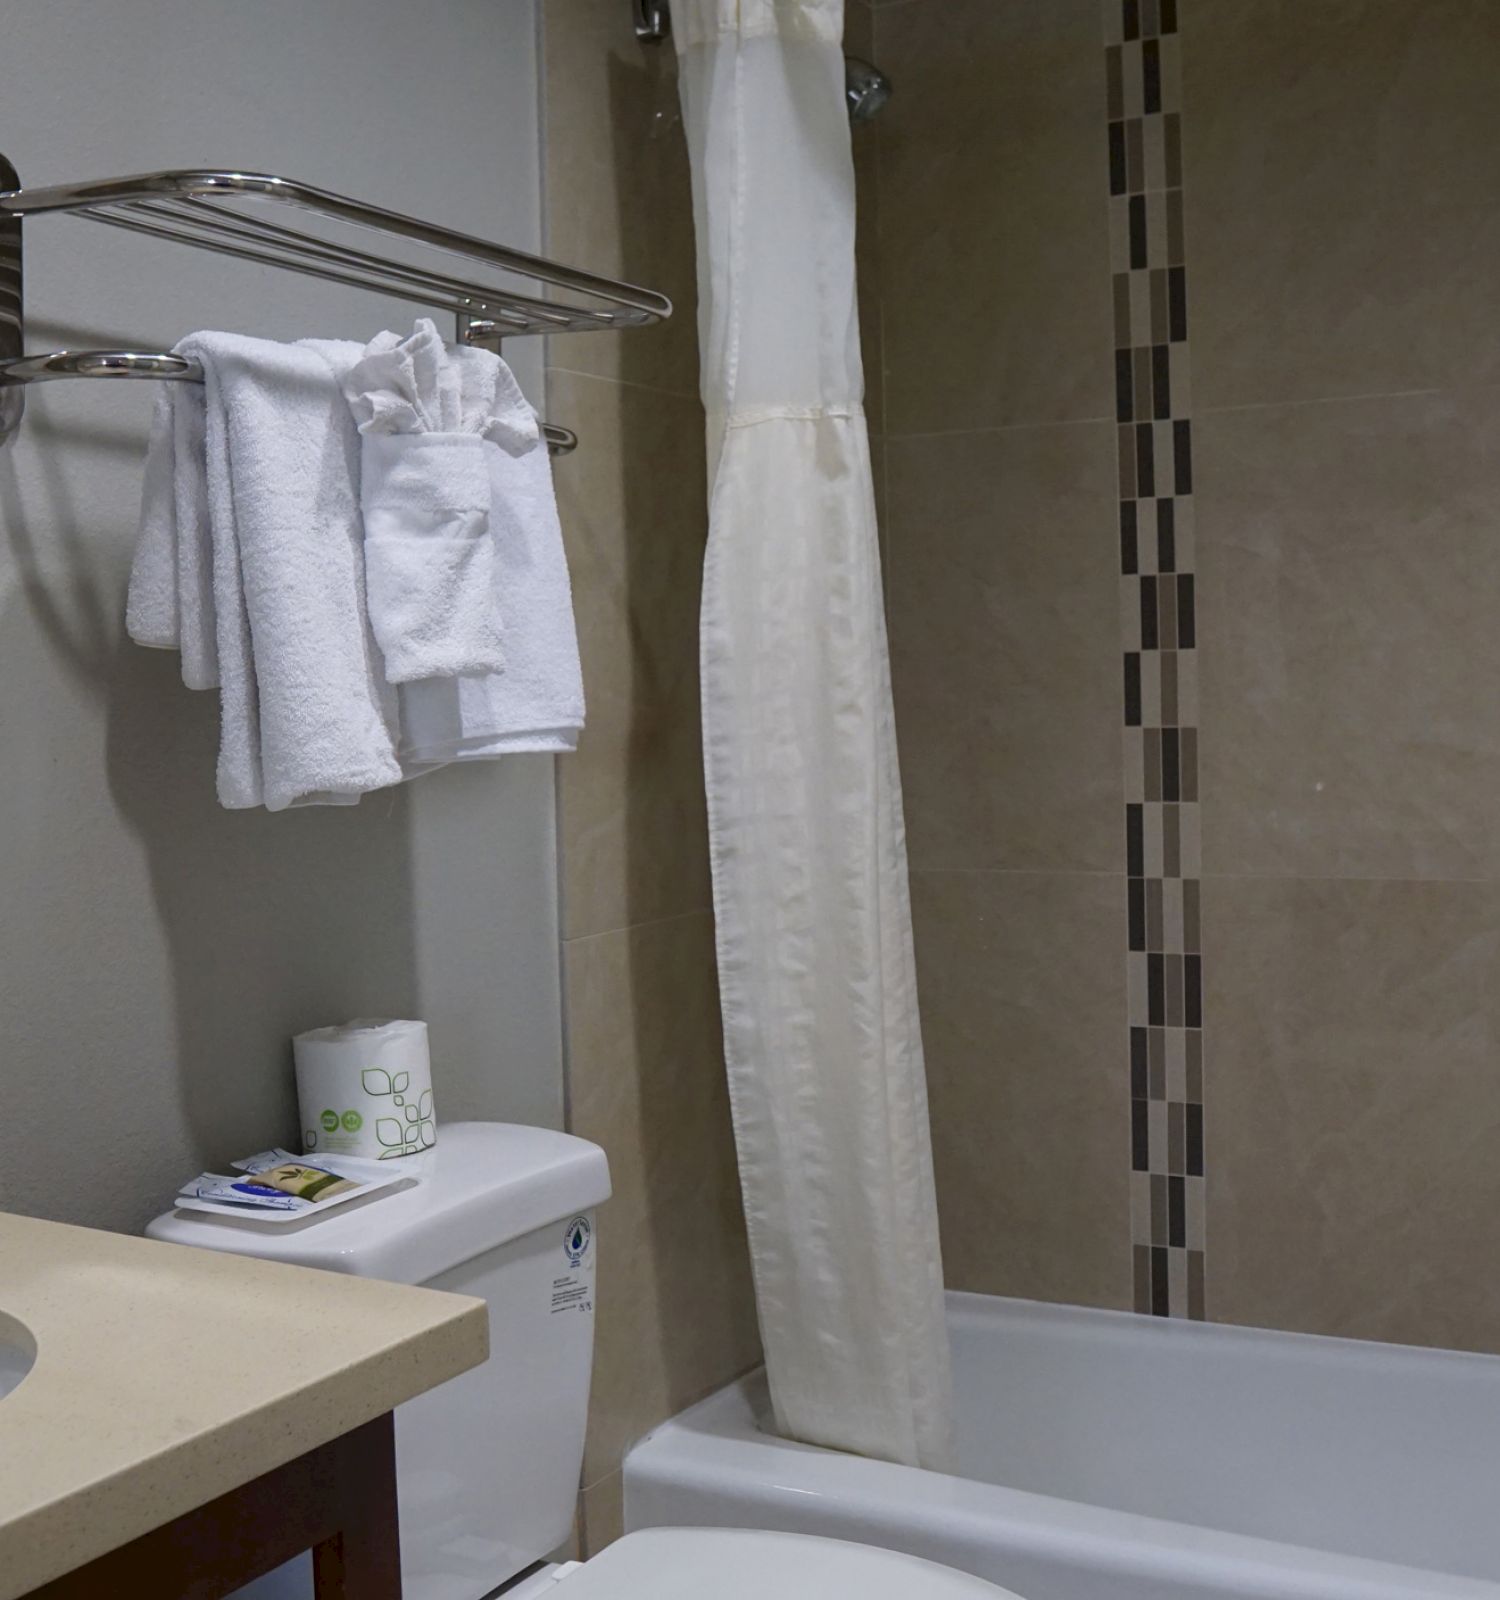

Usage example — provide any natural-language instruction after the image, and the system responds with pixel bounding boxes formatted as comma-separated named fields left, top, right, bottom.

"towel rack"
left=0, top=156, right=672, bottom=455
left=2, top=348, right=579, bottom=458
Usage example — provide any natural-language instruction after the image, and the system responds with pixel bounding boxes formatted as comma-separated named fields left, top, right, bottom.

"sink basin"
left=0, top=1314, right=36, bottom=1402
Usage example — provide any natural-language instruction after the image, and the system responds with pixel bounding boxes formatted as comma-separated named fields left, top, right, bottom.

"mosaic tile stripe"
left=1103, top=0, right=1206, bottom=1320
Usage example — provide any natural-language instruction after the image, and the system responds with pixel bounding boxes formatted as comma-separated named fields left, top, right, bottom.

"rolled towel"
left=341, top=318, right=541, bottom=683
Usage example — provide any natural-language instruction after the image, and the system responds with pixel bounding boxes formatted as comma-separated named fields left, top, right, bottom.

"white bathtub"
left=624, top=1293, right=1500, bottom=1600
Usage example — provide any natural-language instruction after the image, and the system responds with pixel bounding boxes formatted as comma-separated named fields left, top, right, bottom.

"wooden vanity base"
left=22, top=1411, right=402, bottom=1600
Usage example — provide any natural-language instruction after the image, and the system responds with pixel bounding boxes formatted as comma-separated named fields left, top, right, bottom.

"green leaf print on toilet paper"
left=361, top=1070, right=435, bottom=1157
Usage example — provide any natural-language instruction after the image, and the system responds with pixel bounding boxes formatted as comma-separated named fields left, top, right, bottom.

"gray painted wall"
left=0, top=0, right=563, bottom=1232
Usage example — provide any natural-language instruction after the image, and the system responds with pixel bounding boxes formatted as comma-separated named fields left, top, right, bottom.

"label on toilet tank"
left=550, top=1214, right=595, bottom=1316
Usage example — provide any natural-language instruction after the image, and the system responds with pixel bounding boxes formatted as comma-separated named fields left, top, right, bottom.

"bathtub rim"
left=944, top=1290, right=1500, bottom=1380
left=623, top=1294, right=1500, bottom=1600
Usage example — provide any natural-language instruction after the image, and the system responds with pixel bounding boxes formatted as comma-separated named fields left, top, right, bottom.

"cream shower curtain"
left=674, top=0, right=954, bottom=1470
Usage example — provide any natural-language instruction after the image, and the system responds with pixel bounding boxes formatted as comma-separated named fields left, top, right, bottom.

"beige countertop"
left=0, top=1210, right=487, bottom=1599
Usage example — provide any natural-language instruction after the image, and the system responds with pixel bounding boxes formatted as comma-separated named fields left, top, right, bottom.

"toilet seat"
left=549, top=1527, right=1022, bottom=1598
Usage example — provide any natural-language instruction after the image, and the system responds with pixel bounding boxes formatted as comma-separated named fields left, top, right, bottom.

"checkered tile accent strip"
left=1104, top=0, right=1206, bottom=1319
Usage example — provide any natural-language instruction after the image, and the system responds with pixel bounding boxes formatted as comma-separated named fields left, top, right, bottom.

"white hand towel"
left=126, top=372, right=261, bottom=800
left=340, top=318, right=541, bottom=683
left=126, top=392, right=179, bottom=648
left=127, top=390, right=216, bottom=689
left=358, top=432, right=500, bottom=682
left=398, top=437, right=585, bottom=764
left=126, top=332, right=403, bottom=810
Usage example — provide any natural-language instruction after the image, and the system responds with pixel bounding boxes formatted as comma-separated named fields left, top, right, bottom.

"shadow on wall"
left=607, top=43, right=710, bottom=930
left=0, top=369, right=418, bottom=1235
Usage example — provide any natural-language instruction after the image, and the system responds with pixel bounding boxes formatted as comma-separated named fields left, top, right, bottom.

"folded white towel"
left=341, top=318, right=541, bottom=684
left=358, top=432, right=501, bottom=682
left=129, top=389, right=216, bottom=689
left=399, top=437, right=585, bottom=764
left=126, top=393, right=179, bottom=648
left=127, top=332, right=403, bottom=811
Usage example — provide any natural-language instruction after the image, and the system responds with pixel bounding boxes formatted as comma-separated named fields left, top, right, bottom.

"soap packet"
left=174, top=1148, right=411, bottom=1224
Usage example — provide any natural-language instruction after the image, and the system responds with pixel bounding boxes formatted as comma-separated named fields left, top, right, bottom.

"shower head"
left=845, top=56, right=893, bottom=124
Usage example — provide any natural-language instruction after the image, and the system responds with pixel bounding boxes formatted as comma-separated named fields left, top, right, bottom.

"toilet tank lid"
left=145, top=1121, right=611, bottom=1285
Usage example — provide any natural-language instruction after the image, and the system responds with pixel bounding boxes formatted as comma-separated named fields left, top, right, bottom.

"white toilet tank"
left=147, top=1121, right=611, bottom=1600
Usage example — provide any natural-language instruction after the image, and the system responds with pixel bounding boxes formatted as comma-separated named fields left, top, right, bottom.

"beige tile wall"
left=1196, top=389, right=1500, bottom=885
left=871, top=0, right=1131, bottom=1309
left=915, top=870, right=1131, bottom=1310
left=1186, top=0, right=1500, bottom=1351
left=542, top=0, right=761, bottom=1554
left=1204, top=875, right=1500, bottom=1350
left=1184, top=0, right=1500, bottom=411
left=871, top=0, right=1500, bottom=1351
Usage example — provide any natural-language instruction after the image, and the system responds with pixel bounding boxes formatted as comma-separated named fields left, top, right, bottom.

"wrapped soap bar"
left=173, top=1147, right=413, bottom=1223
left=239, top=1160, right=357, bottom=1202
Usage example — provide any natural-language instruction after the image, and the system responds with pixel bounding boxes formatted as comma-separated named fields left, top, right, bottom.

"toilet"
left=148, top=1122, right=1016, bottom=1600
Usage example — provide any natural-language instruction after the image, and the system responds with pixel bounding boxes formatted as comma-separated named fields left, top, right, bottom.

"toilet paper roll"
left=294, top=1018, right=436, bottom=1160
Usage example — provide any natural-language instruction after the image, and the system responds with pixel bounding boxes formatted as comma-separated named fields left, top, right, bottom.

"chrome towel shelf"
left=3, top=348, right=578, bottom=458
left=0, top=156, right=672, bottom=454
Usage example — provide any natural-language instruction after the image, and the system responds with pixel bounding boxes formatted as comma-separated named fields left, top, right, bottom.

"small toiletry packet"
left=174, top=1148, right=411, bottom=1223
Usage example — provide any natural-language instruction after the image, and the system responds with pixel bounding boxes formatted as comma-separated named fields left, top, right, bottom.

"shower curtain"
left=674, top=0, right=954, bottom=1470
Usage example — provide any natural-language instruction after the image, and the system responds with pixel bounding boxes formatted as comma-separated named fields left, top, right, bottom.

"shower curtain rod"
left=0, top=159, right=673, bottom=455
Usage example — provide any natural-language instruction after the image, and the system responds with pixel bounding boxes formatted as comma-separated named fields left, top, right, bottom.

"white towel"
left=342, top=316, right=539, bottom=450
left=126, top=393, right=179, bottom=647
left=127, top=326, right=584, bottom=805
left=311, top=332, right=582, bottom=767
left=358, top=432, right=502, bottom=683
left=340, top=318, right=540, bottom=684
left=336, top=318, right=584, bottom=763
left=398, top=437, right=586, bottom=764
left=126, top=332, right=403, bottom=810
left=129, top=389, right=216, bottom=689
